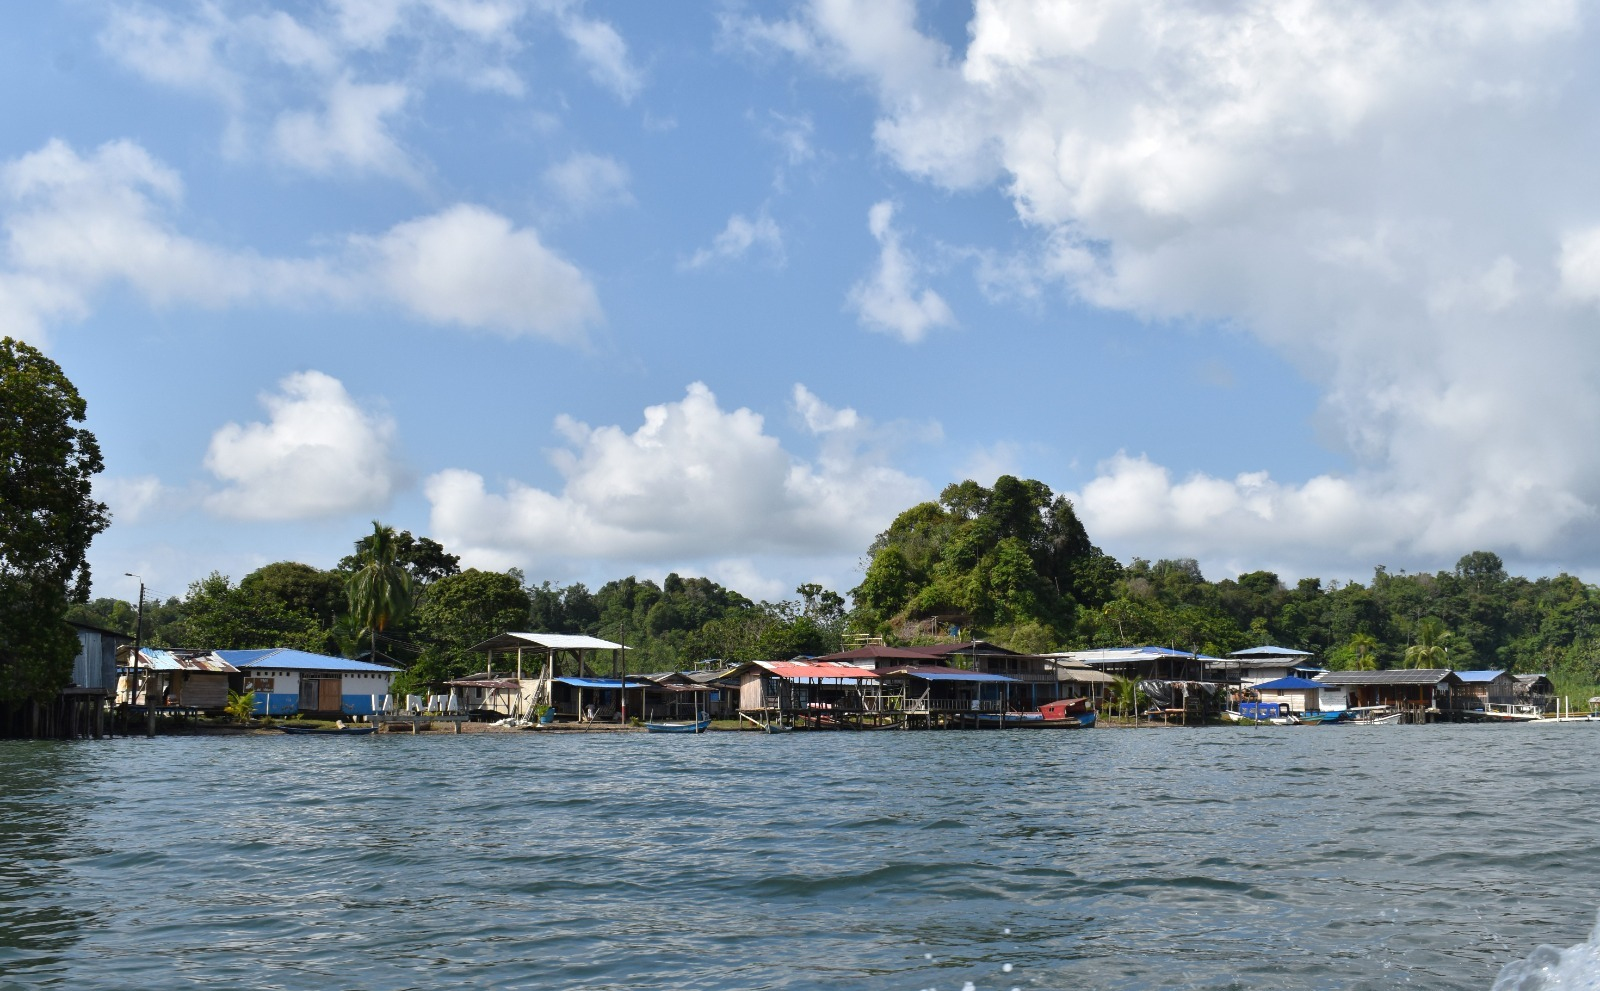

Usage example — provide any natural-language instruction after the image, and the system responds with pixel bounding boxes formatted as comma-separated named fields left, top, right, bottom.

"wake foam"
left=1495, top=914, right=1600, bottom=990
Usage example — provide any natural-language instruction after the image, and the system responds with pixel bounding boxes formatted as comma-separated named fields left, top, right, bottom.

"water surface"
left=3, top=725, right=1597, bottom=989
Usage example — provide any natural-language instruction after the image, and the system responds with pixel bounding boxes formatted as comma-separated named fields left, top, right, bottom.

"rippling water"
left=3, top=725, right=1599, bottom=990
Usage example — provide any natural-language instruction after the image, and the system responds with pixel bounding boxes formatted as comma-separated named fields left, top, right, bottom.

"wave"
left=1495, top=912, right=1600, bottom=990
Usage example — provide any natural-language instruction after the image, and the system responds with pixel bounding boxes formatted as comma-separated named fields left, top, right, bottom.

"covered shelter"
left=728, top=660, right=884, bottom=726
left=876, top=665, right=1019, bottom=721
left=466, top=632, right=628, bottom=713
left=443, top=674, right=523, bottom=719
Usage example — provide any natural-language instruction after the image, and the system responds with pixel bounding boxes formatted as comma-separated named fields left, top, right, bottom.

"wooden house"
left=218, top=649, right=397, bottom=717
left=123, top=648, right=239, bottom=712
left=875, top=665, right=1018, bottom=717
left=727, top=660, right=883, bottom=715
left=1314, top=669, right=1463, bottom=716
left=1454, top=670, right=1518, bottom=709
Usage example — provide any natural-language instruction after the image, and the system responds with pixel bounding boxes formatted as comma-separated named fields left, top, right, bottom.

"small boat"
left=278, top=725, right=376, bottom=736
left=974, top=698, right=1095, bottom=729
left=644, top=711, right=711, bottom=734
left=1225, top=701, right=1298, bottom=725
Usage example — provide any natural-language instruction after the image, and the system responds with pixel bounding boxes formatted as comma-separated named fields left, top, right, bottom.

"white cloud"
left=272, top=76, right=414, bottom=179
left=847, top=201, right=954, bottom=343
left=758, top=0, right=1600, bottom=572
left=359, top=203, right=601, bottom=340
left=95, top=475, right=168, bottom=525
left=542, top=153, right=633, bottom=213
left=0, top=138, right=601, bottom=344
left=98, top=5, right=240, bottom=106
left=682, top=211, right=784, bottom=269
left=549, top=5, right=642, bottom=101
left=204, top=371, right=402, bottom=521
left=425, top=382, right=928, bottom=572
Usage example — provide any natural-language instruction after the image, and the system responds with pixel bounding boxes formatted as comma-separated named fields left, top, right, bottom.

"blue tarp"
left=219, top=649, right=400, bottom=673
left=903, top=670, right=1019, bottom=683
left=1253, top=676, right=1327, bottom=691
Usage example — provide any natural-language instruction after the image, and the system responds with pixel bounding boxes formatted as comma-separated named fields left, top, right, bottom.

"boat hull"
left=278, top=726, right=376, bottom=736
left=644, top=717, right=711, bottom=733
left=973, top=711, right=1095, bottom=729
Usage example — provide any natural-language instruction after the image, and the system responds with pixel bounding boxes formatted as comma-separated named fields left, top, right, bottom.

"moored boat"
left=974, top=698, right=1095, bottom=728
left=278, top=725, right=376, bottom=736
left=644, top=711, right=711, bottom=734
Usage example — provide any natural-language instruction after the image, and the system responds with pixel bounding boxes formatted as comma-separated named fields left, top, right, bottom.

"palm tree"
left=1349, top=632, right=1379, bottom=671
left=1110, top=675, right=1144, bottom=719
left=346, top=521, right=414, bottom=664
left=1405, top=616, right=1448, bottom=669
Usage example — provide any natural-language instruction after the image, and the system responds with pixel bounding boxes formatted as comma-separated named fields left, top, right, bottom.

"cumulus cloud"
left=682, top=211, right=784, bottom=269
left=358, top=203, right=601, bottom=339
left=542, top=153, right=633, bottom=213
left=0, top=138, right=601, bottom=344
left=847, top=201, right=954, bottom=343
left=95, top=475, right=169, bottom=526
left=752, top=0, right=1600, bottom=573
left=204, top=371, right=402, bottom=521
left=272, top=77, right=414, bottom=179
left=425, top=382, right=928, bottom=572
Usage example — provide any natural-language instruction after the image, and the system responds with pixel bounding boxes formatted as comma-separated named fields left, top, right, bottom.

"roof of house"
left=218, top=649, right=398, bottom=674
left=1455, top=670, right=1510, bottom=683
left=902, top=640, right=1021, bottom=657
left=877, top=665, right=1019, bottom=683
left=1316, top=669, right=1459, bottom=686
left=811, top=645, right=929, bottom=662
left=1228, top=645, right=1314, bottom=658
left=1253, top=676, right=1328, bottom=691
left=1062, top=646, right=1225, bottom=665
left=130, top=648, right=239, bottom=673
left=468, top=632, right=626, bottom=653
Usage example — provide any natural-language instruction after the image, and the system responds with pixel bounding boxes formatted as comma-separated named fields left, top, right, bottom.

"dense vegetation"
left=1, top=337, right=109, bottom=712
left=62, top=475, right=1600, bottom=701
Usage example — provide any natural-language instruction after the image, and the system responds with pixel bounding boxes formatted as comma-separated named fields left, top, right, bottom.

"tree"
left=171, top=572, right=327, bottom=652
left=345, top=522, right=415, bottom=664
left=1348, top=632, right=1379, bottom=671
left=339, top=529, right=460, bottom=586
left=411, top=569, right=531, bottom=679
left=1405, top=616, right=1448, bottom=668
left=0, top=338, right=110, bottom=707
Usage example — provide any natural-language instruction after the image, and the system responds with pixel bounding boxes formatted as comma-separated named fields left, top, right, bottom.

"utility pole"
left=125, top=573, right=150, bottom=737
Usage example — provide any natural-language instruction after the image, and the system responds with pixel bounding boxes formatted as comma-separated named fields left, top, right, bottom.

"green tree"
left=410, top=569, right=532, bottom=680
left=1405, top=616, right=1449, bottom=668
left=1349, top=631, right=1379, bottom=671
left=345, top=522, right=415, bottom=664
left=170, top=572, right=326, bottom=652
left=0, top=338, right=110, bottom=707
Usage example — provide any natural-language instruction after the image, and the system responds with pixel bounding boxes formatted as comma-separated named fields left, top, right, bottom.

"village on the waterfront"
left=48, top=620, right=1596, bottom=739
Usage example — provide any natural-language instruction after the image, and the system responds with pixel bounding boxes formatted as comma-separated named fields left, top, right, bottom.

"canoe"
left=974, top=700, right=1096, bottom=729
left=644, top=713, right=711, bottom=734
left=278, top=725, right=376, bottom=736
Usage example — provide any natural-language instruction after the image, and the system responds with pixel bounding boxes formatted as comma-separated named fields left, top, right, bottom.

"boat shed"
left=1314, top=669, right=1463, bottom=717
left=219, top=649, right=398, bottom=716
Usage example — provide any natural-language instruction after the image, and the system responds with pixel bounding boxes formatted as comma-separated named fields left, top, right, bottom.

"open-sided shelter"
left=467, top=632, right=628, bottom=716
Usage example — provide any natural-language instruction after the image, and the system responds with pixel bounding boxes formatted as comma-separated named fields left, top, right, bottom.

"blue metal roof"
left=898, top=668, right=1019, bottom=683
left=1253, top=676, right=1327, bottom=691
left=218, top=649, right=399, bottom=673
left=1455, top=670, right=1507, bottom=683
left=553, top=677, right=633, bottom=689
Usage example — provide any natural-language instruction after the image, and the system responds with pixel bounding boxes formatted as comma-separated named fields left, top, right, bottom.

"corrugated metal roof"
left=553, top=677, right=634, bottom=689
left=1229, top=645, right=1313, bottom=658
left=130, top=649, right=239, bottom=673
left=1455, top=670, right=1508, bottom=683
left=1316, top=669, right=1458, bottom=686
left=1253, top=676, right=1327, bottom=691
left=812, top=646, right=929, bottom=661
left=469, top=632, right=625, bottom=652
left=220, top=649, right=398, bottom=673
left=878, top=665, right=1019, bottom=683
left=764, top=661, right=879, bottom=680
left=902, top=640, right=1021, bottom=657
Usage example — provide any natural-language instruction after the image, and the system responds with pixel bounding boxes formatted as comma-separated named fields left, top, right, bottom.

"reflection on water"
left=0, top=727, right=1597, bottom=989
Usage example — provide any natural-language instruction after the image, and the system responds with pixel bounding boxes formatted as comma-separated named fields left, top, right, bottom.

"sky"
left=8, top=0, right=1600, bottom=608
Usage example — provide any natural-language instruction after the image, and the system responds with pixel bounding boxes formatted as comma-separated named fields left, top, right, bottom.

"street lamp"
left=125, top=573, right=145, bottom=706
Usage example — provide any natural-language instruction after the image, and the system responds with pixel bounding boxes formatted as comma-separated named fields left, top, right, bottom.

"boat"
left=1294, top=710, right=1349, bottom=725
left=644, top=711, right=711, bottom=734
left=1224, top=701, right=1298, bottom=725
left=974, top=698, right=1096, bottom=729
left=278, top=725, right=376, bottom=736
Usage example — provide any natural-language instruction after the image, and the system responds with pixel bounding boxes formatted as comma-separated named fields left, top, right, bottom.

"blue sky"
left=9, top=0, right=1600, bottom=607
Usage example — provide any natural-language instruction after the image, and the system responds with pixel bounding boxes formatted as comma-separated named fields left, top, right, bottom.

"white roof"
left=470, top=632, right=626, bottom=652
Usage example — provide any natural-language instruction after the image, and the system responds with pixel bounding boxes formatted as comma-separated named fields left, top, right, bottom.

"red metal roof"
left=765, top=661, right=880, bottom=680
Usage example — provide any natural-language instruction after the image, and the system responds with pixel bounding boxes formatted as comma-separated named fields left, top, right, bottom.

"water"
left=3, top=725, right=1599, bottom=990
